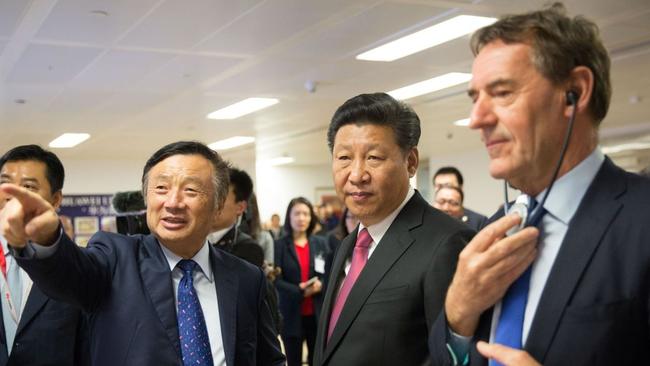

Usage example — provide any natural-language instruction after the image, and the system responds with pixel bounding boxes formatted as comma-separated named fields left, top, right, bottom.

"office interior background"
left=1, top=0, right=649, bottom=221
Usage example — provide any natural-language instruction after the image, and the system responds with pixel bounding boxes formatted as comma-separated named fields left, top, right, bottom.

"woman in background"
left=326, top=207, right=359, bottom=255
left=274, top=197, right=330, bottom=366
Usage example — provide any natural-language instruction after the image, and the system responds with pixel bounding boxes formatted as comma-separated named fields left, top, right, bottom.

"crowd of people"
left=0, top=3, right=649, bottom=366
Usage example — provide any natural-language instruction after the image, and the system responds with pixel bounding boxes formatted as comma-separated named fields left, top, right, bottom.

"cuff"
left=446, top=326, right=471, bottom=366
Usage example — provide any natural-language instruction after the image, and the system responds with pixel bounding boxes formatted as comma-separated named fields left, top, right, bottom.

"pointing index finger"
left=470, top=214, right=523, bottom=253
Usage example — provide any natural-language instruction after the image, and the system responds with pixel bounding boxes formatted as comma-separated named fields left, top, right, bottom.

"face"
left=212, top=186, right=246, bottom=231
left=433, top=187, right=463, bottom=219
left=271, top=214, right=280, bottom=227
left=0, top=160, right=61, bottom=209
left=289, top=203, right=311, bottom=235
left=332, top=123, right=417, bottom=226
left=469, top=41, right=568, bottom=193
left=145, top=154, right=218, bottom=256
left=433, top=173, right=460, bottom=191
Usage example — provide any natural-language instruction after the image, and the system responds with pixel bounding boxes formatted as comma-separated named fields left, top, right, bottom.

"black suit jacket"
left=314, top=191, right=473, bottom=366
left=274, top=234, right=330, bottom=338
left=0, top=285, right=88, bottom=366
left=430, top=158, right=650, bottom=365
left=16, top=232, right=285, bottom=366
left=461, top=208, right=488, bottom=232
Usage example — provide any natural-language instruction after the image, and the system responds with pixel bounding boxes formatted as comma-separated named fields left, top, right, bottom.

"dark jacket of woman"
left=274, top=234, right=331, bottom=338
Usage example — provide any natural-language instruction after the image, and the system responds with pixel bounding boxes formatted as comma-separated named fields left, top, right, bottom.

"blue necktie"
left=492, top=198, right=544, bottom=366
left=177, top=259, right=213, bottom=366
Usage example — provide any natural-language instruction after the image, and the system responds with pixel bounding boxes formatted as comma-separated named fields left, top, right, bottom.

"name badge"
left=314, top=255, right=325, bottom=274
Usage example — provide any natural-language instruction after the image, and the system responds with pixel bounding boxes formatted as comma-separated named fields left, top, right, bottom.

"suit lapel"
left=138, top=235, right=182, bottom=359
left=15, top=286, right=48, bottom=336
left=525, top=159, right=625, bottom=361
left=322, top=194, right=423, bottom=361
left=316, top=230, right=355, bottom=360
left=211, top=246, right=238, bottom=366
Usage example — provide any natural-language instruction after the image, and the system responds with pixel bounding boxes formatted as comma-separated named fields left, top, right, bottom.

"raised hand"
left=445, top=214, right=539, bottom=335
left=0, top=183, right=60, bottom=248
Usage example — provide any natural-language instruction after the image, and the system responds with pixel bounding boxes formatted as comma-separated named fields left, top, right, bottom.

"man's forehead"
left=1, top=160, right=47, bottom=179
left=435, top=174, right=458, bottom=185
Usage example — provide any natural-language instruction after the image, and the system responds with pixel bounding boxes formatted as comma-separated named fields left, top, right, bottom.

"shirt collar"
left=159, top=240, right=214, bottom=283
left=207, top=225, right=233, bottom=244
left=359, top=185, right=415, bottom=244
left=533, top=147, right=605, bottom=225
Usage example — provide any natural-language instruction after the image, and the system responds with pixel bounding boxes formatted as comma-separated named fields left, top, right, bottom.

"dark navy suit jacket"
left=0, top=284, right=88, bottom=366
left=429, top=158, right=650, bottom=365
left=16, top=232, right=285, bottom=366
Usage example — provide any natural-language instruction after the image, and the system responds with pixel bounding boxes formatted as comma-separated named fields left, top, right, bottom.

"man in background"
left=209, top=167, right=260, bottom=254
left=0, top=144, right=88, bottom=365
left=433, top=185, right=487, bottom=231
left=433, top=166, right=487, bottom=230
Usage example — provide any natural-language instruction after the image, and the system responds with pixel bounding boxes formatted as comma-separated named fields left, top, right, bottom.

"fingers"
left=476, top=341, right=541, bottom=366
left=469, top=214, right=523, bottom=253
left=0, top=183, right=60, bottom=247
left=481, top=227, right=538, bottom=270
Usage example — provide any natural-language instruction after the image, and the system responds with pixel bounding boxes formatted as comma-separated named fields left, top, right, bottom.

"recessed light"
left=14, top=99, right=26, bottom=104
left=357, top=15, right=497, bottom=62
left=49, top=133, right=90, bottom=148
left=90, top=10, right=109, bottom=17
left=206, top=98, right=279, bottom=120
left=453, top=118, right=470, bottom=127
left=208, top=136, right=255, bottom=150
left=388, top=72, right=472, bottom=100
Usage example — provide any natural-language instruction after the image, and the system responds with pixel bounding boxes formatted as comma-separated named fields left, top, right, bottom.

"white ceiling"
left=1, top=0, right=650, bottom=171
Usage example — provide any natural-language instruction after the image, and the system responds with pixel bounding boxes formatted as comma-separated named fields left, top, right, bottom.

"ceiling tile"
left=35, top=0, right=160, bottom=44
left=198, top=0, right=357, bottom=55
left=118, top=0, right=263, bottom=50
left=6, top=44, right=102, bottom=84
left=69, top=49, right=177, bottom=91
left=0, top=0, right=30, bottom=37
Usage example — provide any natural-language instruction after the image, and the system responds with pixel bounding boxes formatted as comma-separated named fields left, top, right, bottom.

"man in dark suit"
left=209, top=167, right=259, bottom=254
left=433, top=166, right=488, bottom=231
left=429, top=4, right=650, bottom=365
left=433, top=186, right=487, bottom=232
left=313, top=93, right=473, bottom=365
left=0, top=144, right=88, bottom=366
left=0, top=141, right=284, bottom=366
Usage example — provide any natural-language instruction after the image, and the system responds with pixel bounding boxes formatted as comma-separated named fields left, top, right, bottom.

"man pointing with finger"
left=0, top=141, right=284, bottom=366
left=429, top=3, right=650, bottom=366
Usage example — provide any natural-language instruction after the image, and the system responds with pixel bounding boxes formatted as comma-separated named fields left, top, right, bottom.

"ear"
left=407, top=148, right=419, bottom=178
left=236, top=200, right=248, bottom=216
left=51, top=191, right=63, bottom=210
left=564, top=66, right=594, bottom=118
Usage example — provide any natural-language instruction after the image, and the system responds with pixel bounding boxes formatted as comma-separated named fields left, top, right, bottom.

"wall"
left=256, top=162, right=333, bottom=223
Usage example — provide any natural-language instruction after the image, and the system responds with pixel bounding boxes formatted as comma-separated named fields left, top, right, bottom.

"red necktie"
left=327, top=228, right=372, bottom=341
left=0, top=241, right=6, bottom=278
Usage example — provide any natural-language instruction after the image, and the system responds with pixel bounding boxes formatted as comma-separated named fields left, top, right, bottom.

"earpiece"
left=566, top=90, right=578, bottom=106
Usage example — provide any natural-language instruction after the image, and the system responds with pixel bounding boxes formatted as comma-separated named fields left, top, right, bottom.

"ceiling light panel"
left=357, top=15, right=497, bottom=62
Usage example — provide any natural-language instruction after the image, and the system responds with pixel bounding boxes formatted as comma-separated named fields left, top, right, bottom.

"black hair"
left=283, top=196, right=317, bottom=238
left=327, top=92, right=420, bottom=153
left=433, top=166, right=464, bottom=187
left=0, top=144, right=64, bottom=194
left=141, top=141, right=229, bottom=209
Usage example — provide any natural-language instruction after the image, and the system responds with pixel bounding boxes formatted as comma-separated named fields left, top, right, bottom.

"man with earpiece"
left=429, top=3, right=650, bottom=366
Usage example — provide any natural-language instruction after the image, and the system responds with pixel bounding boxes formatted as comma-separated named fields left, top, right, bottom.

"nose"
left=348, top=159, right=369, bottom=185
left=164, top=188, right=185, bottom=209
left=469, top=93, right=497, bottom=130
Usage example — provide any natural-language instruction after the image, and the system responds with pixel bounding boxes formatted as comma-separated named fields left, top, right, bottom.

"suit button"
left=13, top=342, right=20, bottom=348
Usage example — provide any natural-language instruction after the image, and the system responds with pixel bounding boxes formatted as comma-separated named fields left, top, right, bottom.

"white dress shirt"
left=489, top=148, right=605, bottom=345
left=344, top=185, right=415, bottom=275
left=160, top=241, right=226, bottom=366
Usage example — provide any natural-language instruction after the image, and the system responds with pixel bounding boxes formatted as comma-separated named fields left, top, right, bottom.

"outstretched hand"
left=0, top=183, right=60, bottom=248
